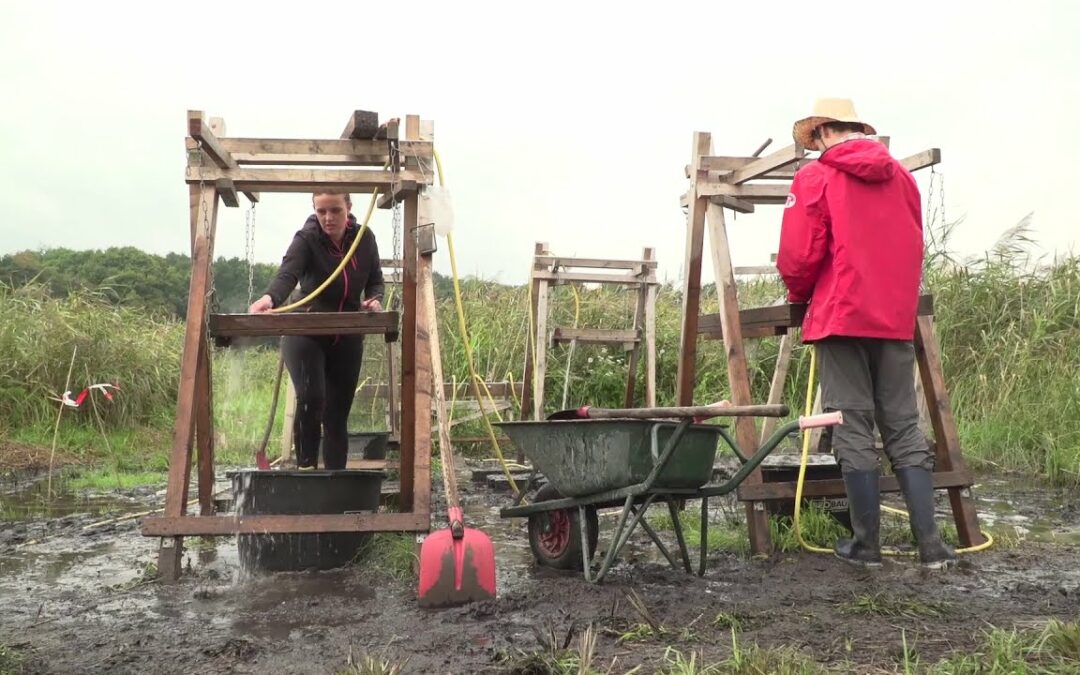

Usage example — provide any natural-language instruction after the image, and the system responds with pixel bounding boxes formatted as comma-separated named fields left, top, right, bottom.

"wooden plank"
left=532, top=270, right=645, bottom=286
left=188, top=110, right=238, bottom=170
left=729, top=144, right=804, bottom=184
left=387, top=340, right=401, bottom=441
left=644, top=270, right=658, bottom=407
left=208, top=311, right=399, bottom=338
left=232, top=153, right=392, bottom=166
left=698, top=182, right=791, bottom=202
left=345, top=459, right=400, bottom=470
left=159, top=183, right=217, bottom=581
left=195, top=319, right=214, bottom=516
left=734, top=265, right=777, bottom=276
left=533, top=271, right=550, bottom=419
left=705, top=200, right=771, bottom=554
left=676, top=132, right=712, bottom=405
left=215, top=178, right=240, bottom=207
left=184, top=167, right=431, bottom=192
left=220, top=138, right=431, bottom=163
left=404, top=189, right=430, bottom=515
left=376, top=181, right=422, bottom=210
left=341, top=110, right=380, bottom=140
left=354, top=380, right=522, bottom=401
left=142, top=512, right=430, bottom=536
left=552, top=327, right=639, bottom=346
left=736, top=470, right=974, bottom=501
left=900, top=148, right=942, bottom=172
left=623, top=247, right=652, bottom=407
left=914, top=315, right=985, bottom=547
left=534, top=256, right=658, bottom=271
left=699, top=295, right=936, bottom=339
left=714, top=195, right=756, bottom=214
left=519, top=242, right=548, bottom=425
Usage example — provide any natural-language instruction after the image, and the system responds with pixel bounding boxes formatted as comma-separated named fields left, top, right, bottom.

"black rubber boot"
left=834, top=469, right=883, bottom=568
left=895, top=467, right=958, bottom=569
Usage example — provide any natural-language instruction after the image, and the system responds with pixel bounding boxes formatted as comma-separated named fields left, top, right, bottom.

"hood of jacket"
left=818, top=138, right=897, bottom=183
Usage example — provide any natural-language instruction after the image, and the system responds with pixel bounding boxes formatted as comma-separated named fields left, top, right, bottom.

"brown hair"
left=312, top=191, right=352, bottom=207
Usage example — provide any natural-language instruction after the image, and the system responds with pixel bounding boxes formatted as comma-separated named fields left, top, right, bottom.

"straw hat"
left=792, top=98, right=877, bottom=149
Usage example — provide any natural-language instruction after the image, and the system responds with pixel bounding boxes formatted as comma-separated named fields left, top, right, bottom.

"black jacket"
left=264, top=214, right=384, bottom=312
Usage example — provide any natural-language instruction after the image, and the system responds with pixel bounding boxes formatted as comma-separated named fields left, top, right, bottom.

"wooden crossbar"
left=208, top=311, right=399, bottom=340
left=552, top=327, right=640, bottom=347
left=698, top=295, right=935, bottom=339
left=534, top=255, right=658, bottom=271
left=184, top=167, right=430, bottom=193
left=142, top=512, right=430, bottom=536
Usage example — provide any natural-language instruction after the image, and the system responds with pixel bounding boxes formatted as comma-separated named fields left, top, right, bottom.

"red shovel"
left=417, top=261, right=496, bottom=608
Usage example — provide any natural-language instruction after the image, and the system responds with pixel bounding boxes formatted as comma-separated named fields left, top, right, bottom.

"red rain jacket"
left=777, top=139, right=924, bottom=342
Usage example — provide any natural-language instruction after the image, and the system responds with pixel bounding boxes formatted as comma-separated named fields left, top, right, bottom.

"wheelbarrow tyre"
left=528, top=484, right=599, bottom=570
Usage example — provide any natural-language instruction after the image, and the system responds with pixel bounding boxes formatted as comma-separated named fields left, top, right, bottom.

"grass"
left=67, top=469, right=165, bottom=491
left=840, top=592, right=950, bottom=620
left=361, top=533, right=417, bottom=581
left=0, top=644, right=23, bottom=675
left=1, top=236, right=1078, bottom=488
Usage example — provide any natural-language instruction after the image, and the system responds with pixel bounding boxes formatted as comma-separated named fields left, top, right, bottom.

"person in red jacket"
left=777, top=99, right=956, bottom=569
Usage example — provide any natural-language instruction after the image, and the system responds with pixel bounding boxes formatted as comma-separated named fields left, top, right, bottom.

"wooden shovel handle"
left=580, top=403, right=789, bottom=420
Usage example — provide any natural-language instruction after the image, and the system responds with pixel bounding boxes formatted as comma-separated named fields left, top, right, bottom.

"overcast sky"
left=1, top=1, right=1076, bottom=286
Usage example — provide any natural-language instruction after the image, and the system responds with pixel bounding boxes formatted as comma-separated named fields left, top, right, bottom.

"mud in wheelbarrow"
left=497, top=409, right=842, bottom=583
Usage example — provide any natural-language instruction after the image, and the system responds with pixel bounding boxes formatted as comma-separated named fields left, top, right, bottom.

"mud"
left=1, top=469, right=1078, bottom=674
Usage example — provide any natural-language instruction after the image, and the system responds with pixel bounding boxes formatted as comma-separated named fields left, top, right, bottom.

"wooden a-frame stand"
left=519, top=242, right=659, bottom=423
left=678, top=132, right=987, bottom=555
left=141, top=110, right=437, bottom=581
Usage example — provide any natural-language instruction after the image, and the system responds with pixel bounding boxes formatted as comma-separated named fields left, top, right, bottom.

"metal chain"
left=245, top=202, right=257, bottom=306
left=390, top=141, right=403, bottom=308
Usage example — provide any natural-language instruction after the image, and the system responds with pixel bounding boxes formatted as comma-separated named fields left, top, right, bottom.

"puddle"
left=0, top=474, right=143, bottom=521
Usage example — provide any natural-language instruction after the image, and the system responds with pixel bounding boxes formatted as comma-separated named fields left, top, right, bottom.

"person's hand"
left=361, top=298, right=383, bottom=312
left=249, top=295, right=274, bottom=314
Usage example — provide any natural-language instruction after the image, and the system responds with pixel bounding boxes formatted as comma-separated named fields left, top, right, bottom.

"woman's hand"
left=361, top=298, right=383, bottom=312
left=249, top=294, right=274, bottom=314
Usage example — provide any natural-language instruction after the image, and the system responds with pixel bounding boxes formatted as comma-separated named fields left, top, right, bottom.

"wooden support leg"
left=533, top=278, right=550, bottom=420
left=759, top=331, right=794, bottom=445
left=914, top=315, right=985, bottom=547
left=644, top=276, right=658, bottom=408
left=387, top=340, right=401, bottom=443
left=195, top=333, right=215, bottom=516
left=399, top=194, right=418, bottom=511
left=159, top=184, right=218, bottom=582
left=706, top=201, right=772, bottom=555
left=623, top=248, right=653, bottom=408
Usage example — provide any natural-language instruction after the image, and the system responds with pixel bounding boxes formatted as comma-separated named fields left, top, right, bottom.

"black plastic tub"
left=228, top=469, right=386, bottom=572
left=347, top=432, right=390, bottom=460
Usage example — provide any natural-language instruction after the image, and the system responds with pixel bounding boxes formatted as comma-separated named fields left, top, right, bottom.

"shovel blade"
left=417, top=528, right=496, bottom=609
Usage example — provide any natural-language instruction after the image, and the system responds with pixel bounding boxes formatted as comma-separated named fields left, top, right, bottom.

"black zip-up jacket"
left=264, top=214, right=384, bottom=312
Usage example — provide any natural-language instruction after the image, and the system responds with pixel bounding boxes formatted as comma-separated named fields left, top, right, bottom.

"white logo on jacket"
left=784, top=193, right=797, bottom=208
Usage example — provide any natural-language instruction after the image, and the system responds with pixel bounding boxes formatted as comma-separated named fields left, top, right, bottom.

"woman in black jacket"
left=249, top=191, right=385, bottom=469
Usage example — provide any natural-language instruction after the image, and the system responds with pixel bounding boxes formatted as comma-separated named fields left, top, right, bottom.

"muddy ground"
left=2, top=463, right=1079, bottom=674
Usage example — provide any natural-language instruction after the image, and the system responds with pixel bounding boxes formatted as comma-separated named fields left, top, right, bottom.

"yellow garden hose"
left=793, top=346, right=993, bottom=555
left=433, top=149, right=523, bottom=497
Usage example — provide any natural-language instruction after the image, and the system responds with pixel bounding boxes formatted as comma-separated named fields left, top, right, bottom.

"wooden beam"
left=376, top=181, right=421, bottom=209
left=519, top=242, right=547, bottom=425
left=624, top=246, right=653, bottom=408
left=914, top=315, right=986, bottom=547
left=221, top=138, right=430, bottom=163
left=900, top=148, right=942, bottom=172
left=187, top=110, right=237, bottom=170
left=184, top=167, right=431, bottom=193
left=532, top=270, right=646, bottom=286
left=699, top=295, right=935, bottom=339
left=208, top=311, right=399, bottom=339
left=341, top=110, right=380, bottom=140
left=142, top=512, right=430, bottom=536
left=676, top=132, right=712, bottom=405
left=736, top=470, right=973, bottom=501
left=534, top=256, right=658, bottom=271
left=215, top=178, right=239, bottom=207
left=759, top=331, right=794, bottom=445
left=698, top=182, right=791, bottom=202
left=734, top=265, right=777, bottom=276
left=552, top=327, right=640, bottom=347
left=355, top=380, right=522, bottom=401
left=729, top=144, right=804, bottom=184
left=533, top=268, right=550, bottom=419
left=644, top=263, right=658, bottom=407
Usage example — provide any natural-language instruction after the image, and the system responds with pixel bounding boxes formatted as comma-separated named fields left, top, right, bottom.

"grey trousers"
left=815, top=337, right=934, bottom=474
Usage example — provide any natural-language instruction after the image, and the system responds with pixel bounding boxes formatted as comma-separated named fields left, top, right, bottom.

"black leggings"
left=281, top=334, right=364, bottom=469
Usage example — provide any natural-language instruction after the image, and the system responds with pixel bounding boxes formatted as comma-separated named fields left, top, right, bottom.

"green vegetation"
left=0, top=235, right=1077, bottom=488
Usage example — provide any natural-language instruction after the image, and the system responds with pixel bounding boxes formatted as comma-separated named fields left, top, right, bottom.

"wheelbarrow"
left=497, top=404, right=843, bottom=583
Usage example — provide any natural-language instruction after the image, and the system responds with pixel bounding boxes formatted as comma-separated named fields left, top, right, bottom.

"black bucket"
left=347, top=432, right=390, bottom=460
left=761, top=457, right=852, bottom=531
left=228, top=469, right=385, bottom=573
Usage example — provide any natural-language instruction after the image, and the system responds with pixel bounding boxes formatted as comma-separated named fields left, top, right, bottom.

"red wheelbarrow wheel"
left=527, top=484, right=599, bottom=570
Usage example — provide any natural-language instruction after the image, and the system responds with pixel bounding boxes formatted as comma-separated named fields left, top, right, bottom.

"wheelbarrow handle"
left=562, top=403, right=790, bottom=420
left=798, top=411, right=844, bottom=429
